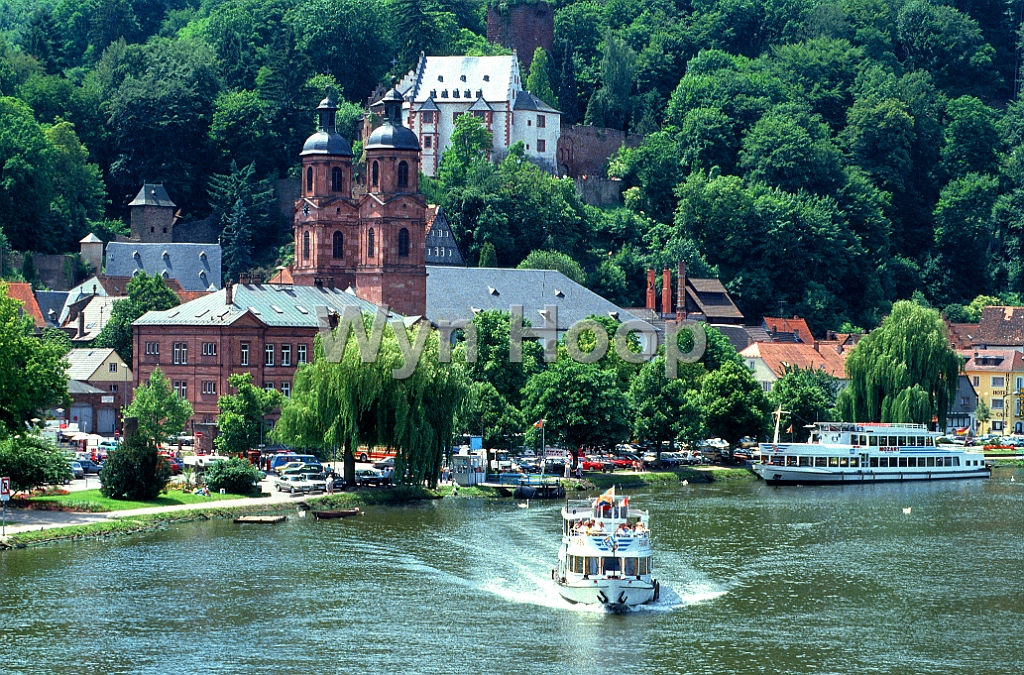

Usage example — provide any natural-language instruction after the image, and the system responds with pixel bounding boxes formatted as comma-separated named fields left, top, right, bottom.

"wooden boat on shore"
left=312, top=508, right=360, bottom=520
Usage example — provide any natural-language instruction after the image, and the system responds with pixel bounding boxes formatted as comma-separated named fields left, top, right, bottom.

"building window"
left=306, top=166, right=313, bottom=192
left=109, top=362, right=118, bottom=373
left=992, top=376, right=1005, bottom=388
left=202, top=381, right=217, bottom=395
left=991, top=398, right=1004, bottom=409
left=173, top=381, right=188, bottom=400
left=993, top=421, right=1004, bottom=431
left=281, top=381, right=291, bottom=397
left=333, top=231, right=343, bottom=259
left=537, top=115, right=546, bottom=128
left=537, top=139, right=546, bottom=152
left=281, top=344, right=292, bottom=367
left=202, top=342, right=217, bottom=356
left=973, top=376, right=979, bottom=387
left=397, top=161, right=409, bottom=188
left=371, top=161, right=379, bottom=187
left=240, top=343, right=250, bottom=366
left=424, top=136, right=432, bottom=148
left=398, top=228, right=410, bottom=257
left=265, top=344, right=275, bottom=367
left=422, top=111, right=434, bottom=124
left=331, top=166, right=342, bottom=192
left=265, top=382, right=275, bottom=391
left=145, top=342, right=159, bottom=355
left=109, top=384, right=118, bottom=392
left=302, top=231, right=310, bottom=261
left=368, top=228, right=375, bottom=258
left=173, top=342, right=188, bottom=365
left=297, top=344, right=307, bottom=364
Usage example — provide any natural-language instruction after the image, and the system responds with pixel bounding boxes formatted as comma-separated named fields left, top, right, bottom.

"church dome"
left=366, top=88, right=420, bottom=151
left=300, top=95, right=353, bottom=157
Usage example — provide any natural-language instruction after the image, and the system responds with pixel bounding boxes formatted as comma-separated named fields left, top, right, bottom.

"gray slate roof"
left=105, top=242, right=221, bottom=292
left=425, top=266, right=640, bottom=331
left=513, top=90, right=560, bottom=113
left=36, top=290, right=68, bottom=327
left=129, top=184, right=176, bottom=208
left=69, top=380, right=106, bottom=395
left=66, top=348, right=119, bottom=381
left=399, top=55, right=518, bottom=104
left=134, top=283, right=390, bottom=328
left=424, top=206, right=465, bottom=266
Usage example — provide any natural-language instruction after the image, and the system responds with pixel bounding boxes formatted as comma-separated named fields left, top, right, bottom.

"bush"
left=202, top=458, right=263, bottom=495
left=0, top=434, right=72, bottom=492
left=99, top=431, right=171, bottom=500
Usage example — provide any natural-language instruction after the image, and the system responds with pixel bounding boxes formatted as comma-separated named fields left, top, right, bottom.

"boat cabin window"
left=888, top=436, right=898, bottom=446
left=897, top=436, right=906, bottom=446
left=799, top=456, right=811, bottom=466
left=587, top=557, right=600, bottom=576
left=786, top=455, right=798, bottom=466
left=898, top=457, right=908, bottom=467
left=638, top=557, right=651, bottom=575
left=603, top=557, right=621, bottom=573
left=828, top=457, right=839, bottom=467
left=869, top=436, right=878, bottom=447
left=850, top=457, right=859, bottom=467
left=623, top=557, right=637, bottom=576
left=870, top=457, right=879, bottom=467
left=815, top=457, right=827, bottom=467
left=839, top=457, right=849, bottom=467
left=952, top=457, right=959, bottom=467
left=926, top=437, right=934, bottom=446
left=927, top=457, right=935, bottom=467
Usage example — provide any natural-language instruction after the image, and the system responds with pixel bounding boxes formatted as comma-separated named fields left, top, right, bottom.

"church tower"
left=292, top=95, right=358, bottom=289
left=356, top=88, right=427, bottom=316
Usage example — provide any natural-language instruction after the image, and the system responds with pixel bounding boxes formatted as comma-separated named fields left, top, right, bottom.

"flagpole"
left=541, top=421, right=545, bottom=479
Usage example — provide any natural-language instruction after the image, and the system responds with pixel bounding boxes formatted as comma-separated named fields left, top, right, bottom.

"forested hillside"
left=1, top=0, right=1023, bottom=333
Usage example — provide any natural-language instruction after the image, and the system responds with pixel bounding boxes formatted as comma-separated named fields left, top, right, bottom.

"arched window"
left=367, top=228, right=375, bottom=258
left=371, top=161, right=379, bottom=187
left=331, top=167, right=342, bottom=192
left=332, top=231, right=343, bottom=259
left=306, top=166, right=313, bottom=192
left=302, top=231, right=310, bottom=261
left=398, top=228, right=410, bottom=257
left=397, top=161, right=409, bottom=188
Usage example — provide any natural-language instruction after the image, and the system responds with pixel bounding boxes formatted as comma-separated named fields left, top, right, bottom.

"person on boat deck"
left=616, top=522, right=630, bottom=536
left=634, top=520, right=647, bottom=534
left=591, top=520, right=604, bottom=533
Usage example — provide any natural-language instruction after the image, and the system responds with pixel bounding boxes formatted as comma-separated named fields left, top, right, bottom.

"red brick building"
left=291, top=91, right=427, bottom=317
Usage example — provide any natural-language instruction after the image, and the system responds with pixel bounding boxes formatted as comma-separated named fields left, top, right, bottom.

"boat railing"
left=489, top=473, right=563, bottom=487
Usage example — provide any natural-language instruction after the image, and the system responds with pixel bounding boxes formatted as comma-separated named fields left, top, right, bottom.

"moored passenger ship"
left=752, top=422, right=991, bottom=485
left=554, top=488, right=659, bottom=609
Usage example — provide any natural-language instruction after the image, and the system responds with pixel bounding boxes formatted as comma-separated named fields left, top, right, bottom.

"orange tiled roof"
left=267, top=266, right=294, bottom=285
left=762, top=316, right=815, bottom=342
left=740, top=342, right=847, bottom=379
left=424, top=205, right=439, bottom=235
left=4, top=281, right=46, bottom=328
left=975, top=306, right=1024, bottom=347
left=946, top=322, right=978, bottom=350
left=959, top=348, right=1024, bottom=373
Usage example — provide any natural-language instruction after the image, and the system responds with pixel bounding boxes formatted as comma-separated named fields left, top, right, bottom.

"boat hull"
left=556, top=576, right=656, bottom=608
left=312, top=509, right=360, bottom=519
left=752, top=464, right=991, bottom=485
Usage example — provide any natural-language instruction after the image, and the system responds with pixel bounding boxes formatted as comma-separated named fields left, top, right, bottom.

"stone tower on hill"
left=291, top=91, right=427, bottom=317
left=486, top=1, right=553, bottom=72
left=128, top=184, right=176, bottom=242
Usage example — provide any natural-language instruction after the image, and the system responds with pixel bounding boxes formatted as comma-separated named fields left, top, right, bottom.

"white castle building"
left=384, top=52, right=561, bottom=176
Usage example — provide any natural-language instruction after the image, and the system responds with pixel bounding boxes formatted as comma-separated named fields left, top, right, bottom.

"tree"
left=477, top=242, right=497, bottom=268
left=768, top=366, right=840, bottom=441
left=437, top=114, right=493, bottom=189
left=460, top=310, right=543, bottom=407
left=215, top=372, right=283, bottom=456
left=838, top=301, right=962, bottom=427
left=929, top=173, right=999, bottom=304
left=975, top=400, right=990, bottom=430
left=940, top=96, right=1000, bottom=181
left=584, top=33, right=636, bottom=130
left=0, top=434, right=72, bottom=493
left=99, top=424, right=171, bottom=500
left=93, top=271, right=180, bottom=363
left=207, top=160, right=276, bottom=252
left=557, top=42, right=580, bottom=124
left=517, top=250, right=586, bottom=284
left=221, top=198, right=255, bottom=285
left=0, top=283, right=69, bottom=432
left=458, top=381, right=524, bottom=469
left=521, top=358, right=632, bottom=456
left=203, top=457, right=263, bottom=495
left=700, top=360, right=771, bottom=446
left=526, top=47, right=558, bottom=109
left=630, top=357, right=705, bottom=466
left=124, top=366, right=193, bottom=446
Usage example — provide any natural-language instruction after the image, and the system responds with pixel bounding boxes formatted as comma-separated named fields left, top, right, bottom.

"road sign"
left=1, top=476, right=10, bottom=502
left=196, top=432, right=203, bottom=438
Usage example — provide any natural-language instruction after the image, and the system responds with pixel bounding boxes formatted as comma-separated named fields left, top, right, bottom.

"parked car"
left=76, top=458, right=103, bottom=474
left=276, top=461, right=309, bottom=475
left=373, top=457, right=395, bottom=470
left=301, top=472, right=328, bottom=492
left=581, top=456, right=612, bottom=472
left=69, top=461, right=84, bottom=479
left=354, top=468, right=385, bottom=487
left=274, top=474, right=312, bottom=494
left=158, top=455, right=182, bottom=474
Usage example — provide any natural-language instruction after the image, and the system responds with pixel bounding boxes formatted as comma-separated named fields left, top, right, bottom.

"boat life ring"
left=830, top=434, right=839, bottom=443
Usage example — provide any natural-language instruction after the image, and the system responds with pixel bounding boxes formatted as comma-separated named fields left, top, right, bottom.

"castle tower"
left=129, top=184, right=176, bottom=242
left=356, top=87, right=427, bottom=316
left=292, top=95, right=358, bottom=289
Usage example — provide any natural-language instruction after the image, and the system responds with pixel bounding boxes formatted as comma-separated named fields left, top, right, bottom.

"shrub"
left=99, top=431, right=171, bottom=500
left=202, top=458, right=263, bottom=495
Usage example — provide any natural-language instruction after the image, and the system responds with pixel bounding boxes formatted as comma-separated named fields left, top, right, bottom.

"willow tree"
left=838, top=301, right=962, bottom=428
left=273, top=315, right=469, bottom=488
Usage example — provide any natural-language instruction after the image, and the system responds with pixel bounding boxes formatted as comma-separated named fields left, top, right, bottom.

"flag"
left=594, top=486, right=615, bottom=508
left=533, top=419, right=545, bottom=429
left=622, top=496, right=629, bottom=509
left=787, top=425, right=793, bottom=433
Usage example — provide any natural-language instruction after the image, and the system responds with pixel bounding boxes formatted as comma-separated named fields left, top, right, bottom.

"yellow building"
left=961, top=349, right=1024, bottom=436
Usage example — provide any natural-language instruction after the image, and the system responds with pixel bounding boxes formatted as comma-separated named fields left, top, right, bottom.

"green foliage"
left=630, top=356, right=705, bottom=461
left=123, top=366, right=192, bottom=446
left=93, top=271, right=179, bottom=363
left=0, top=434, right=72, bottom=492
left=202, top=457, right=264, bottom=495
left=768, top=366, right=840, bottom=441
left=699, top=360, right=771, bottom=446
left=437, top=114, right=493, bottom=189
left=99, top=427, right=171, bottom=501
left=526, top=47, right=558, bottom=109
left=458, top=380, right=524, bottom=452
left=517, top=250, right=586, bottom=284
left=477, top=242, right=497, bottom=268
left=838, top=301, right=961, bottom=427
left=0, top=282, right=69, bottom=432
left=215, top=372, right=283, bottom=455
left=221, top=198, right=255, bottom=285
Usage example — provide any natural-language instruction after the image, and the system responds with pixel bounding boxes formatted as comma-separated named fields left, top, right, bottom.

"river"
left=2, top=469, right=1023, bottom=675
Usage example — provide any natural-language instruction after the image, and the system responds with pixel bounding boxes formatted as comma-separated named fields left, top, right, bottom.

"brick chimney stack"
left=646, top=269, right=656, bottom=311
left=677, top=261, right=687, bottom=320
left=225, top=280, right=233, bottom=306
left=662, top=268, right=672, bottom=317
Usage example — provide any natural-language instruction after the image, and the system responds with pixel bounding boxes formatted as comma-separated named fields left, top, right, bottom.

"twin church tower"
left=291, top=88, right=427, bottom=317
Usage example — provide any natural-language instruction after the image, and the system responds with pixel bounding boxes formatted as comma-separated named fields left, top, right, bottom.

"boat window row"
left=567, top=555, right=651, bottom=576
left=857, top=435, right=934, bottom=447
left=774, top=456, right=861, bottom=467
left=869, top=456, right=960, bottom=468
left=770, top=455, right=977, bottom=468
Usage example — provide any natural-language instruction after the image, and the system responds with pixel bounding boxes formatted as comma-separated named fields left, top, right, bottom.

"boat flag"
left=595, top=486, right=615, bottom=507
left=533, top=419, right=545, bottom=429
left=622, top=496, right=628, bottom=509
left=787, top=425, right=793, bottom=433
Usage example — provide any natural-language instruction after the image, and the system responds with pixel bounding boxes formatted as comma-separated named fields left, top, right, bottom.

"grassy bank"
left=24, top=489, right=245, bottom=512
left=586, top=466, right=754, bottom=489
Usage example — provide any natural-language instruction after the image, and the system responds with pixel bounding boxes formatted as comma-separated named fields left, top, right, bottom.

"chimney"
left=662, top=268, right=672, bottom=317
left=253, top=273, right=262, bottom=285
left=327, top=277, right=335, bottom=289
left=239, top=272, right=250, bottom=284
left=677, top=261, right=687, bottom=320
left=78, top=311, right=85, bottom=338
left=646, top=269, right=656, bottom=310
left=225, top=280, right=233, bottom=306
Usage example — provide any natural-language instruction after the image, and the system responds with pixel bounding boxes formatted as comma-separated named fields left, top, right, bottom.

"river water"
left=2, top=469, right=1023, bottom=675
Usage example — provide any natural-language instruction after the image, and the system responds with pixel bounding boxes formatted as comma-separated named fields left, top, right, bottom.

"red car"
left=581, top=456, right=613, bottom=472
left=607, top=454, right=641, bottom=470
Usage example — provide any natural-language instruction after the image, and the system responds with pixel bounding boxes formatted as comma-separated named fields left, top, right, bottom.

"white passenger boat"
left=553, top=488, right=659, bottom=609
left=752, top=420, right=990, bottom=485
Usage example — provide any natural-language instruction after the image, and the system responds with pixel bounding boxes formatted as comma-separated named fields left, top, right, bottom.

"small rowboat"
left=312, top=508, right=360, bottom=520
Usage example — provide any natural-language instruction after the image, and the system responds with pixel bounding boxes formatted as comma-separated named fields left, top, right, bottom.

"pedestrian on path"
left=326, top=473, right=335, bottom=495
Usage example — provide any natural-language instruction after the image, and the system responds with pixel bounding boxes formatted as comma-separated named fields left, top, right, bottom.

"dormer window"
left=483, top=75, right=490, bottom=82
left=460, top=74, right=466, bottom=82
left=441, top=89, right=448, bottom=98
left=453, top=89, right=460, bottom=98
left=438, top=75, right=443, bottom=82
left=476, top=90, right=483, bottom=98
left=464, top=89, right=470, bottom=98
left=430, top=89, right=436, bottom=97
